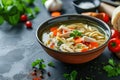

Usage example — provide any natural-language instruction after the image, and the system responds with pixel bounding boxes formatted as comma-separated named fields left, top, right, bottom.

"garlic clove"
left=45, top=0, right=63, bottom=12
left=45, top=0, right=53, bottom=10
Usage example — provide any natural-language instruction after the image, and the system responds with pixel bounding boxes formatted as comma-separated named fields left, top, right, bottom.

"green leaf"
left=31, top=62, right=37, bottom=67
left=103, top=65, right=113, bottom=72
left=41, top=64, right=46, bottom=69
left=63, top=74, right=70, bottom=80
left=63, top=70, right=77, bottom=80
left=8, top=12, right=20, bottom=25
left=25, top=8, right=35, bottom=19
left=108, top=59, right=115, bottom=66
left=0, top=16, right=4, bottom=25
left=34, top=7, right=40, bottom=14
left=14, top=1, right=24, bottom=13
left=2, top=0, right=13, bottom=6
left=7, top=6, right=18, bottom=15
left=70, top=70, right=78, bottom=80
left=48, top=62, right=55, bottom=67
left=25, top=0, right=35, bottom=5
left=41, top=0, right=47, bottom=4
left=57, top=41, right=63, bottom=46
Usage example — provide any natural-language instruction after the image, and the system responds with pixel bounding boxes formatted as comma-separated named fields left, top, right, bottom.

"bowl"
left=36, top=14, right=111, bottom=64
left=73, top=0, right=101, bottom=13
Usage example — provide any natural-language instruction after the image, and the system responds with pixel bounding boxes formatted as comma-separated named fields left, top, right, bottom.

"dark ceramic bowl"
left=36, top=14, right=111, bottom=64
left=73, top=0, right=101, bottom=13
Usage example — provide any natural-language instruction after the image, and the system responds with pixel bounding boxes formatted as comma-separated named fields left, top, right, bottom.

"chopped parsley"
left=63, top=70, right=78, bottom=80
left=70, top=30, right=82, bottom=38
left=48, top=62, right=55, bottom=67
left=32, top=59, right=46, bottom=70
left=57, top=41, right=63, bottom=46
left=103, top=59, right=120, bottom=77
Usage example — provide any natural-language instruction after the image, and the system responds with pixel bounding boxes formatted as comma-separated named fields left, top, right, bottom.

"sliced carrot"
left=51, top=11, right=61, bottom=17
left=81, top=48, right=88, bottom=52
left=50, top=27, right=58, bottom=32
left=89, top=42, right=99, bottom=49
left=53, top=30, right=57, bottom=36
left=74, top=37, right=83, bottom=44
left=50, top=43, right=55, bottom=49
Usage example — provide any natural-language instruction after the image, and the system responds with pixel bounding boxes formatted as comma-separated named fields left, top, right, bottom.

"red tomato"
left=20, top=14, right=27, bottom=22
left=111, top=29, right=120, bottom=39
left=25, top=21, right=32, bottom=28
left=108, top=38, right=120, bottom=53
left=101, top=13, right=109, bottom=23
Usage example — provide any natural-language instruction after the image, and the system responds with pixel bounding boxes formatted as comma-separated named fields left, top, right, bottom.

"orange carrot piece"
left=74, top=37, right=83, bottom=44
left=51, top=11, right=61, bottom=17
left=81, top=48, right=88, bottom=52
left=53, top=30, right=57, bottom=36
left=89, top=42, right=99, bottom=49
left=50, top=43, right=55, bottom=49
left=50, top=27, right=58, bottom=32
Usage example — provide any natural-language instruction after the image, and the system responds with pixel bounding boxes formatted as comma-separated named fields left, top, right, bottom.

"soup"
left=42, top=22, right=107, bottom=52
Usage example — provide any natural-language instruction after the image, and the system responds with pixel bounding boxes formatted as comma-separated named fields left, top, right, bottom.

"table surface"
left=0, top=0, right=120, bottom=80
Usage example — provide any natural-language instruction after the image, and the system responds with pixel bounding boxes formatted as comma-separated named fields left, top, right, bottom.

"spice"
left=47, top=72, right=51, bottom=77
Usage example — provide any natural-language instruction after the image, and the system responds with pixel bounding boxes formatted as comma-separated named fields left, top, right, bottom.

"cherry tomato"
left=20, top=14, right=27, bottom=22
left=25, top=21, right=32, bottom=28
left=101, top=13, right=109, bottom=23
left=111, top=29, right=120, bottom=39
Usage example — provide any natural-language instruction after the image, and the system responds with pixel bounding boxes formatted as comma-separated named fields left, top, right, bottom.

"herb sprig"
left=63, top=70, right=78, bottom=80
left=103, top=59, right=120, bottom=77
left=70, top=30, right=82, bottom=38
left=32, top=59, right=46, bottom=70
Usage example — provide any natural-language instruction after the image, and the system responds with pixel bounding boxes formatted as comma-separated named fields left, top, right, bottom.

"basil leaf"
left=7, top=6, right=18, bottom=15
left=8, top=12, right=20, bottom=25
left=25, top=0, right=35, bottom=5
left=25, top=8, right=35, bottom=19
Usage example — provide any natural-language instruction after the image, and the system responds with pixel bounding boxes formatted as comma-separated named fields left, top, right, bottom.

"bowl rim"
left=72, top=0, right=101, bottom=10
left=36, top=14, right=111, bottom=55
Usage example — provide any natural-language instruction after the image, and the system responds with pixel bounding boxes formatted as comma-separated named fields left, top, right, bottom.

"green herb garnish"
left=48, top=62, right=55, bottom=67
left=103, top=59, right=120, bottom=77
left=34, top=7, right=40, bottom=14
left=63, top=70, right=78, bottom=80
left=57, top=41, right=63, bottom=46
left=70, top=30, right=82, bottom=38
left=32, top=59, right=46, bottom=70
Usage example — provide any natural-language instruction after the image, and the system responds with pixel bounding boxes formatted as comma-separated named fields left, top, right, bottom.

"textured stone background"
left=0, top=0, right=120, bottom=80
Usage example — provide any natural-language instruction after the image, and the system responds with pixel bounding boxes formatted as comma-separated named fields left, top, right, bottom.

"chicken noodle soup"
left=42, top=22, right=107, bottom=52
